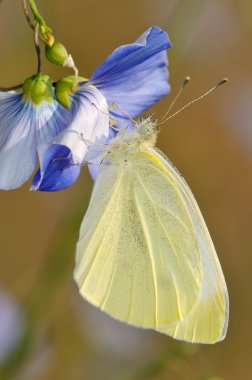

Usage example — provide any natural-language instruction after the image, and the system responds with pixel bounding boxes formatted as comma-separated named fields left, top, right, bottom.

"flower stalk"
left=21, top=0, right=35, bottom=32
left=0, top=84, right=23, bottom=91
left=34, top=23, right=42, bottom=74
left=27, top=0, right=52, bottom=41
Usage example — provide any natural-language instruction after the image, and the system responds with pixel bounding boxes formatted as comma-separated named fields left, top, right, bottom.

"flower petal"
left=0, top=90, right=72, bottom=190
left=35, top=99, right=73, bottom=162
left=32, top=86, right=109, bottom=191
left=31, top=145, right=81, bottom=191
left=55, top=86, right=109, bottom=163
left=0, top=93, right=37, bottom=190
left=91, top=26, right=171, bottom=123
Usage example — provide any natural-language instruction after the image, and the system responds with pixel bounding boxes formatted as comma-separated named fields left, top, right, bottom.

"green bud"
left=22, top=74, right=53, bottom=105
left=45, top=41, right=70, bottom=66
left=55, top=75, right=88, bottom=108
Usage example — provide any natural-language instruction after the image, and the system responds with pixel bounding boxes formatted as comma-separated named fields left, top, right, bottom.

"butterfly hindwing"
left=152, top=148, right=228, bottom=343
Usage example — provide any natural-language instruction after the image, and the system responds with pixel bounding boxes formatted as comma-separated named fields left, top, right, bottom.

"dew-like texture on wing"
left=152, top=149, right=229, bottom=343
left=75, top=151, right=202, bottom=328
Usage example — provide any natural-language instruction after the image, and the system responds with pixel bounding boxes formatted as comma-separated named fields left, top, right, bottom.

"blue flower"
left=0, top=75, right=110, bottom=191
left=32, top=26, right=172, bottom=191
left=31, top=86, right=109, bottom=191
left=0, top=76, right=74, bottom=190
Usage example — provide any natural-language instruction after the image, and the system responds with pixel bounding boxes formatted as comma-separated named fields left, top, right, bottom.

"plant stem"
left=34, top=23, right=41, bottom=73
left=21, top=0, right=34, bottom=31
left=0, top=84, right=23, bottom=91
left=28, top=0, right=46, bottom=27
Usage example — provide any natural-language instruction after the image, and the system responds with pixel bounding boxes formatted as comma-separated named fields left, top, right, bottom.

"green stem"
left=26, top=0, right=52, bottom=37
left=28, top=0, right=46, bottom=27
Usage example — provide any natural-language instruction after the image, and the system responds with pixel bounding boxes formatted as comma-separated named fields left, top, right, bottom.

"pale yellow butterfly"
left=74, top=80, right=229, bottom=344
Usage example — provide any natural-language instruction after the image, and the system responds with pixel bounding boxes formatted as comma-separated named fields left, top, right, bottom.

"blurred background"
left=0, top=0, right=252, bottom=379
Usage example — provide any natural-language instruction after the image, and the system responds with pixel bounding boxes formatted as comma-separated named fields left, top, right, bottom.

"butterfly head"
left=111, top=116, right=157, bottom=149
left=135, top=115, right=158, bottom=146
left=103, top=116, right=158, bottom=164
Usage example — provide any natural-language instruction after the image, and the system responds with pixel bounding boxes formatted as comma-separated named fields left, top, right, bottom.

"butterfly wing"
left=74, top=150, right=203, bottom=330
left=151, top=148, right=229, bottom=343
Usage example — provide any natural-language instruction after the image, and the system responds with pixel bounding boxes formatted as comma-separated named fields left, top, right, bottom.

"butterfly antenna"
left=110, top=103, right=137, bottom=125
left=161, top=76, right=191, bottom=122
left=92, top=102, right=130, bottom=131
left=161, top=78, right=228, bottom=124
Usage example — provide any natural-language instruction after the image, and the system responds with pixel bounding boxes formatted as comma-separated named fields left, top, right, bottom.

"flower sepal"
left=22, top=73, right=53, bottom=105
left=55, top=75, right=88, bottom=108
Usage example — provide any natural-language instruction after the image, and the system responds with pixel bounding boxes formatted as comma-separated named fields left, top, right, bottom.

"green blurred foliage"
left=0, top=0, right=252, bottom=379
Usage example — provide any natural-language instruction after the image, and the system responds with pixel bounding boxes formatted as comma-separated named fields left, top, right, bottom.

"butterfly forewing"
left=75, top=150, right=203, bottom=328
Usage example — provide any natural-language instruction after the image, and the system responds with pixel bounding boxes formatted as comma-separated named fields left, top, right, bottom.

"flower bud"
left=55, top=75, right=87, bottom=108
left=45, top=41, right=73, bottom=67
left=22, top=74, right=53, bottom=105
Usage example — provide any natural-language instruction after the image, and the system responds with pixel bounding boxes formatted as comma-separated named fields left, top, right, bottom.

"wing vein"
left=133, top=180, right=158, bottom=327
left=77, top=174, right=123, bottom=284
left=133, top=168, right=183, bottom=269
left=136, top=159, right=195, bottom=240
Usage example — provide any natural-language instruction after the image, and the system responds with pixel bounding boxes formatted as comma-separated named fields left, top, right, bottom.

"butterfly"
left=74, top=87, right=229, bottom=344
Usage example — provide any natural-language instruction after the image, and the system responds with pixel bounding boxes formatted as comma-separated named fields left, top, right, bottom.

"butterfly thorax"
left=104, top=116, right=158, bottom=163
